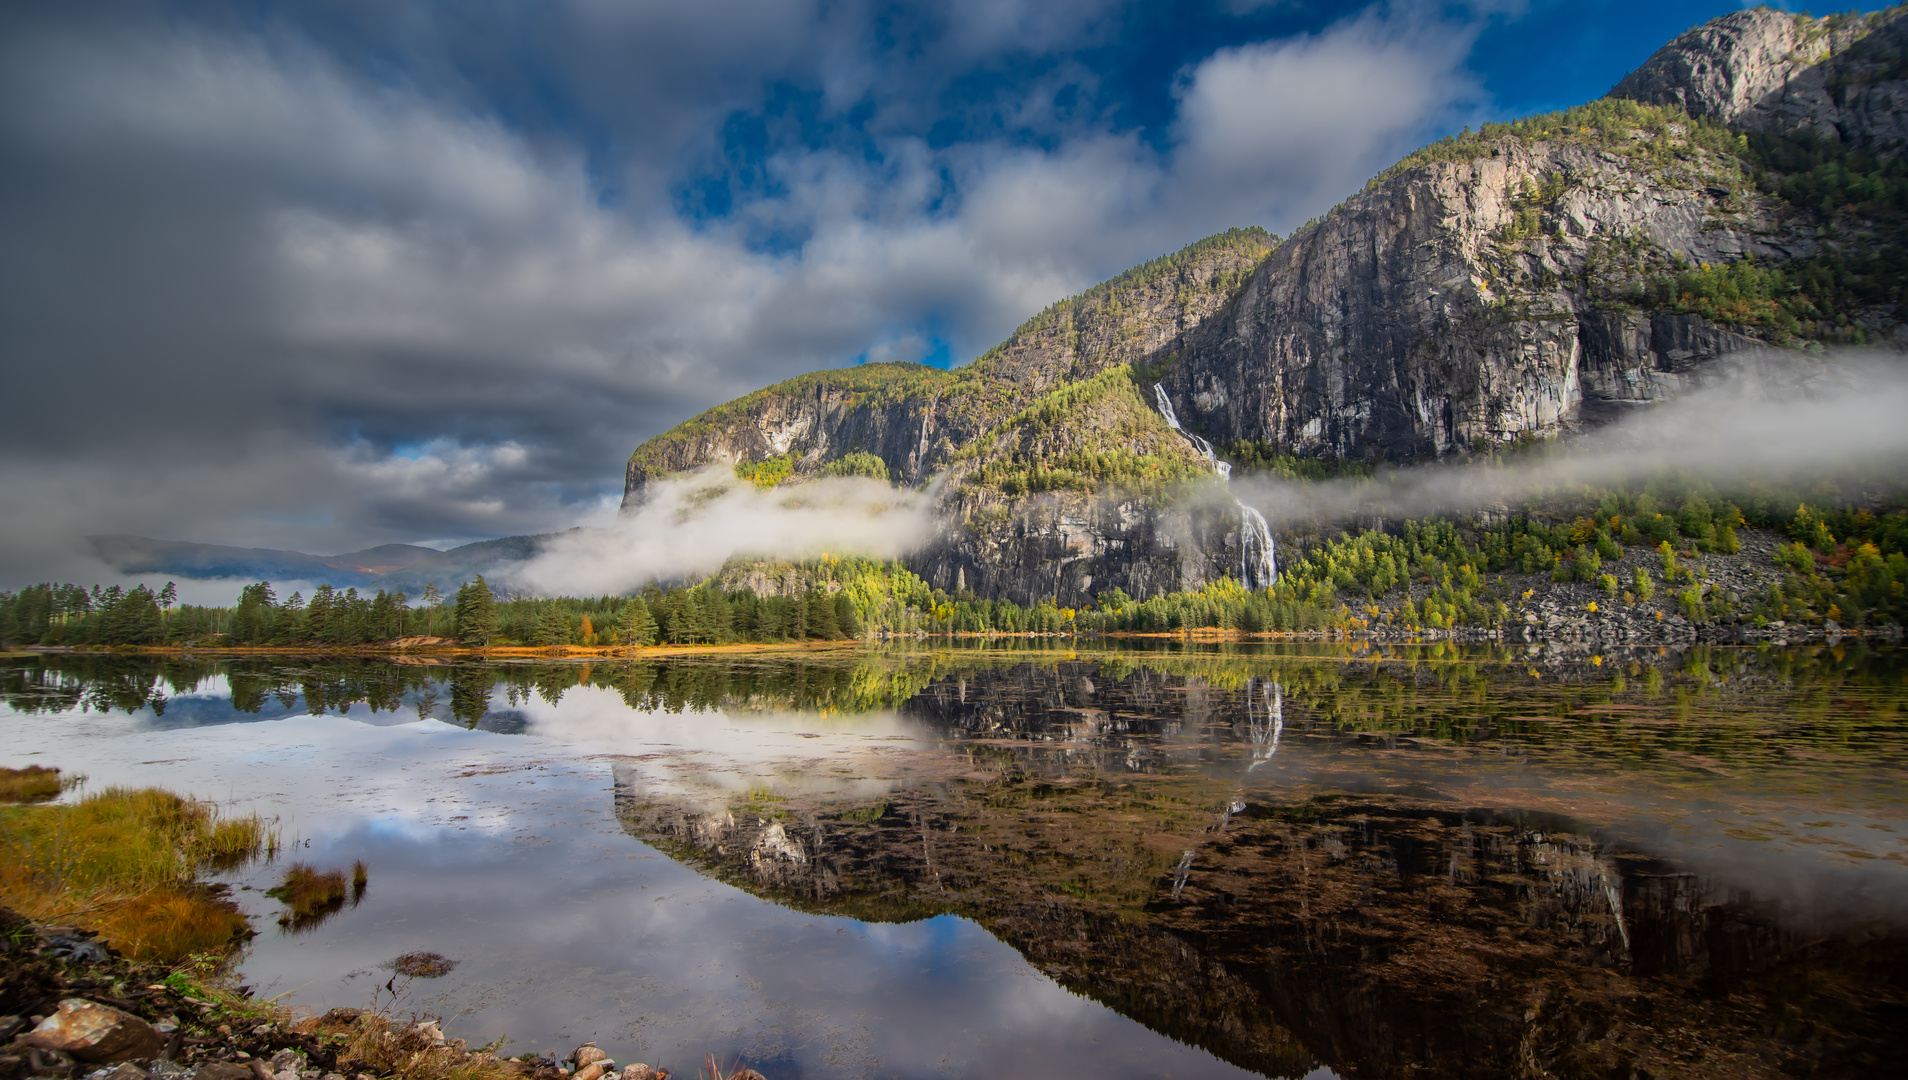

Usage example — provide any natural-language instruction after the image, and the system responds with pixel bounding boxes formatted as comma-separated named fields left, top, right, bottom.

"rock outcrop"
left=1611, top=7, right=1908, bottom=154
left=1161, top=135, right=1787, bottom=459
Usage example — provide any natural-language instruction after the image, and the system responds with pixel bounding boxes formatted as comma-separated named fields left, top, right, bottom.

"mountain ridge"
left=86, top=533, right=553, bottom=594
left=616, top=6, right=1908, bottom=608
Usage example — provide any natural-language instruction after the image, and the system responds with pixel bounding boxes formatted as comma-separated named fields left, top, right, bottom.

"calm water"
left=4, top=642, right=1906, bottom=1079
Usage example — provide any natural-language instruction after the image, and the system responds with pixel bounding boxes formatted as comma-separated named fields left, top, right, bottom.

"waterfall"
left=1246, top=678, right=1284, bottom=771
left=1169, top=849, right=1195, bottom=899
left=1152, top=384, right=1230, bottom=479
left=1154, top=383, right=1277, bottom=588
left=1241, top=505, right=1277, bottom=591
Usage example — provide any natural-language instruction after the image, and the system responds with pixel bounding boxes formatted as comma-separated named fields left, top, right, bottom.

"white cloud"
left=0, top=0, right=1501, bottom=587
left=509, top=467, right=941, bottom=597
left=1171, top=5, right=1486, bottom=223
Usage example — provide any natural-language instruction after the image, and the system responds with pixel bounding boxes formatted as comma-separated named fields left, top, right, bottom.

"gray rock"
left=1611, top=8, right=1908, bottom=155
left=22, top=1001, right=165, bottom=1064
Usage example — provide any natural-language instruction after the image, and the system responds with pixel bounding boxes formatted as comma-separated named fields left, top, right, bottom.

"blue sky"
left=0, top=0, right=1882, bottom=578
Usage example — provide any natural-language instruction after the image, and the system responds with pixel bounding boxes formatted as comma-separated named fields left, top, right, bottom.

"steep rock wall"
left=1612, top=7, right=1908, bottom=154
left=1162, top=134, right=1784, bottom=459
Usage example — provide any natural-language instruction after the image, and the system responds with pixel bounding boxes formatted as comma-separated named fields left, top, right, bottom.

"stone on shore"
left=23, top=999, right=167, bottom=1063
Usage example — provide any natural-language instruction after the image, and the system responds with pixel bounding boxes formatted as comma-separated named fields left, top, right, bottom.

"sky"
left=0, top=0, right=1871, bottom=583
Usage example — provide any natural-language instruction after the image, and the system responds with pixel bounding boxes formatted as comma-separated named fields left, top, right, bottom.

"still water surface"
left=4, top=642, right=1905, bottom=1079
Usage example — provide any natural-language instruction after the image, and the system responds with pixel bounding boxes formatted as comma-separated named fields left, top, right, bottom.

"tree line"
left=3, top=478, right=1901, bottom=649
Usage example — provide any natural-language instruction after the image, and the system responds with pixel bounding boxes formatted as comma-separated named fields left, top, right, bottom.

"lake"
left=4, top=641, right=1905, bottom=1079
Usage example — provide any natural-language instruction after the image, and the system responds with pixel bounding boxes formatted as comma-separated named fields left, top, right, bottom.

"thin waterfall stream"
left=1154, top=383, right=1277, bottom=588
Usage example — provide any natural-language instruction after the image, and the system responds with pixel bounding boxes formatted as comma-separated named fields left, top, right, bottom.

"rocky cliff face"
left=620, top=228, right=1276, bottom=508
left=1612, top=7, right=1908, bottom=154
left=1161, top=132, right=1790, bottom=458
left=620, top=8, right=1908, bottom=605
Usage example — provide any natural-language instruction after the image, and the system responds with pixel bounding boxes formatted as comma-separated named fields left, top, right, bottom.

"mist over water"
left=509, top=467, right=939, bottom=596
left=1232, top=349, right=1908, bottom=529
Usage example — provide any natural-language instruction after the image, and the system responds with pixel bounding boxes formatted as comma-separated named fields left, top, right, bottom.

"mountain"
left=87, top=533, right=554, bottom=596
left=620, top=6, right=1908, bottom=608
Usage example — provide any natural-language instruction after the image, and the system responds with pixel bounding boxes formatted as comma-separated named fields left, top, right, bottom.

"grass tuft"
left=0, top=765, right=69, bottom=803
left=199, top=814, right=272, bottom=870
left=93, top=890, right=251, bottom=960
left=267, top=863, right=349, bottom=928
left=334, top=1014, right=523, bottom=1080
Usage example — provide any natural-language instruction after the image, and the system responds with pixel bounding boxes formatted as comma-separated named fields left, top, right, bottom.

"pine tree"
left=834, top=593, right=861, bottom=638
left=616, top=597, right=657, bottom=647
left=455, top=576, right=499, bottom=645
left=806, top=588, right=840, bottom=639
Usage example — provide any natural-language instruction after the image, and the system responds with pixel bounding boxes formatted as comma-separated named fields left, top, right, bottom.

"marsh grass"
left=0, top=765, right=71, bottom=803
left=0, top=786, right=277, bottom=960
left=268, top=863, right=349, bottom=928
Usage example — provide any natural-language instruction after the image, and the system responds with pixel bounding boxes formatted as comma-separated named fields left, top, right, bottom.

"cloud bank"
left=1233, top=351, right=1908, bottom=529
left=508, top=469, right=938, bottom=597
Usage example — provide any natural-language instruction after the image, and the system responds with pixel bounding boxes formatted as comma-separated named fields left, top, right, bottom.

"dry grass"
left=93, top=890, right=252, bottom=960
left=268, top=863, right=350, bottom=928
left=335, top=1015, right=524, bottom=1080
left=0, top=786, right=276, bottom=961
left=0, top=765, right=69, bottom=803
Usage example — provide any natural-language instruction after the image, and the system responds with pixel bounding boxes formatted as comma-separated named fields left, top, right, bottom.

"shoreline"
left=8, top=616, right=1899, bottom=663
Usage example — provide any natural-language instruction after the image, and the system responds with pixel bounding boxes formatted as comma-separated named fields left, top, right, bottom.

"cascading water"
left=1152, top=384, right=1229, bottom=479
left=1154, top=384, right=1277, bottom=588
left=1169, top=849, right=1195, bottom=900
left=1245, top=677, right=1283, bottom=771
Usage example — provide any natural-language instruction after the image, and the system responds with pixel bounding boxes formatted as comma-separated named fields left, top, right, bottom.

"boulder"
left=618, top=1067, right=657, bottom=1080
left=572, top=1064, right=610, bottom=1080
left=569, top=1045, right=609, bottom=1069
left=191, top=1063, right=254, bottom=1080
left=23, top=1000, right=166, bottom=1063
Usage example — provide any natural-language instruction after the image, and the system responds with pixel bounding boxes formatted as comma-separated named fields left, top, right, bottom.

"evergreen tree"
left=232, top=582, right=277, bottom=644
left=455, top=576, right=500, bottom=645
left=616, top=597, right=657, bottom=646
left=834, top=593, right=861, bottom=638
left=806, top=588, right=840, bottom=639
left=305, top=585, right=337, bottom=643
left=539, top=604, right=571, bottom=646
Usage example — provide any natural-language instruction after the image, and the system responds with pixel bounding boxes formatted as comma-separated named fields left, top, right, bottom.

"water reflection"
left=4, top=643, right=1906, bottom=1079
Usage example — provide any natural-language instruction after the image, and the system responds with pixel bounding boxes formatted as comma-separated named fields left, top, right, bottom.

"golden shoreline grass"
left=0, top=763, right=70, bottom=803
left=0, top=767, right=276, bottom=961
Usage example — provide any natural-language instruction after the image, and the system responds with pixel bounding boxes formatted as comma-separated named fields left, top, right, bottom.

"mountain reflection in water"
left=5, top=642, right=1906, bottom=1078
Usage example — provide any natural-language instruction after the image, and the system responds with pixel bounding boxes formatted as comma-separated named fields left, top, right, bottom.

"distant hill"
left=87, top=533, right=554, bottom=595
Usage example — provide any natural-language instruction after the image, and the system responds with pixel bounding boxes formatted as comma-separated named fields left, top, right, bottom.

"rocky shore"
left=0, top=911, right=756, bottom=1080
